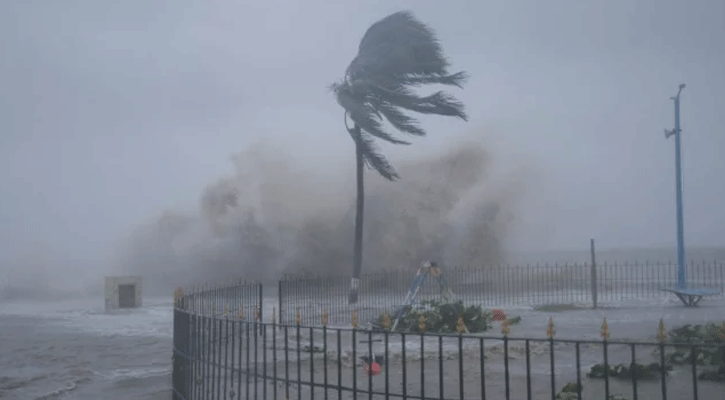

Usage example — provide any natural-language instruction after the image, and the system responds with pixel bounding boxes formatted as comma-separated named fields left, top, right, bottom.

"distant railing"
left=172, top=284, right=725, bottom=400
left=278, top=261, right=725, bottom=326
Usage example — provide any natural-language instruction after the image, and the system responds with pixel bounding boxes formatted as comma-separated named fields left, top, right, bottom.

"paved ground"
left=191, top=294, right=725, bottom=399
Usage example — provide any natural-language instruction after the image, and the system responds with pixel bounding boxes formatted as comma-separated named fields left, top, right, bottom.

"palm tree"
left=331, top=11, right=468, bottom=304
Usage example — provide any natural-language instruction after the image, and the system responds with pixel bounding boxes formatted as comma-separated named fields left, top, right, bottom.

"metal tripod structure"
left=391, top=261, right=456, bottom=332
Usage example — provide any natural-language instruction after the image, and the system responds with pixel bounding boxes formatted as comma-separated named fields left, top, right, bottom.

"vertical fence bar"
left=525, top=340, right=532, bottom=400
left=262, top=319, right=267, bottom=400
left=305, top=326, right=312, bottom=400
left=245, top=321, right=250, bottom=400
left=402, top=332, right=407, bottom=400
left=229, top=316, right=235, bottom=400
left=438, top=334, right=444, bottom=399
left=527, top=265, right=531, bottom=305
left=337, top=329, right=342, bottom=400
left=630, top=344, right=638, bottom=400
left=575, top=342, right=582, bottom=400
left=352, top=328, right=358, bottom=400
left=459, top=334, right=464, bottom=400
left=211, top=318, right=217, bottom=400
left=480, top=337, right=486, bottom=400
left=658, top=261, right=663, bottom=292
left=296, top=323, right=301, bottom=400
left=195, top=314, right=201, bottom=400
left=549, top=337, right=555, bottom=400
left=420, top=331, right=425, bottom=400
left=323, top=324, right=328, bottom=400
left=503, top=336, right=510, bottom=400
left=273, top=316, right=278, bottom=400
left=691, top=344, right=699, bottom=400
left=659, top=342, right=668, bottom=400
left=189, top=311, right=194, bottom=399
left=206, top=316, right=211, bottom=400
left=614, top=261, right=619, bottom=297
left=278, top=280, right=283, bottom=325
left=223, top=318, right=229, bottom=400
left=506, top=264, right=511, bottom=304
left=385, top=329, right=390, bottom=400
left=603, top=340, right=610, bottom=399
left=367, top=329, right=373, bottom=400
left=254, top=318, right=258, bottom=400
left=171, top=309, right=180, bottom=400
left=285, top=326, right=290, bottom=400
left=591, top=238, right=597, bottom=308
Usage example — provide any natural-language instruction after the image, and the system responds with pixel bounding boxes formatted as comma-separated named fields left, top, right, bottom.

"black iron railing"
left=172, top=283, right=725, bottom=400
left=279, top=261, right=725, bottom=326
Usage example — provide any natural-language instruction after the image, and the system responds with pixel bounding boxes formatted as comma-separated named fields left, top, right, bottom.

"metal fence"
left=279, top=261, right=725, bottom=326
left=172, top=285, right=725, bottom=400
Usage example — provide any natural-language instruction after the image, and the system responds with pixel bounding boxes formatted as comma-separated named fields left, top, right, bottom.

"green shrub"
left=587, top=362, right=671, bottom=380
left=652, top=322, right=725, bottom=382
left=374, top=299, right=495, bottom=333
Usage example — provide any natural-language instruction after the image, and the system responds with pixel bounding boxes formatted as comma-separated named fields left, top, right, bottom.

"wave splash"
left=117, top=134, right=536, bottom=294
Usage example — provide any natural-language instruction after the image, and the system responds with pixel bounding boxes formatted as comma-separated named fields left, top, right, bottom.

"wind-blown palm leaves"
left=333, top=11, right=468, bottom=178
left=331, top=10, right=468, bottom=303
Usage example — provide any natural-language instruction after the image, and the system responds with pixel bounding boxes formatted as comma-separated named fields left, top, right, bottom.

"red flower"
left=492, top=309, right=506, bottom=321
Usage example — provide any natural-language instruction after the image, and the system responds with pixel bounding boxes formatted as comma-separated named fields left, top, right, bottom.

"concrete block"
left=104, top=276, right=142, bottom=310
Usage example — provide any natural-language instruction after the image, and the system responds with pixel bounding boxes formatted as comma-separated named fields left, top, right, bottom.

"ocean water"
left=0, top=297, right=174, bottom=400
left=0, top=296, right=283, bottom=400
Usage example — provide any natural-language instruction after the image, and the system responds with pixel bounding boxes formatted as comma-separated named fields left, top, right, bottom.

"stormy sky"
left=1, top=0, right=724, bottom=274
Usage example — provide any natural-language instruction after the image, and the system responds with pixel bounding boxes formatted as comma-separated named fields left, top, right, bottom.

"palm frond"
left=375, top=103, right=426, bottom=136
left=394, top=91, right=468, bottom=121
left=393, top=71, right=468, bottom=89
left=353, top=80, right=467, bottom=121
left=347, top=11, right=450, bottom=81
left=335, top=83, right=411, bottom=145
left=348, top=128, right=399, bottom=181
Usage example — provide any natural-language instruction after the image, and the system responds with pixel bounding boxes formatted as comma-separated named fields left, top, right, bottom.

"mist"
left=2, top=1, right=724, bottom=301
left=107, top=130, right=534, bottom=295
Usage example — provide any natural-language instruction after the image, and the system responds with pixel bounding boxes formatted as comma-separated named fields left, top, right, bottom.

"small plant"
left=587, top=362, right=671, bottom=380
left=374, top=300, right=497, bottom=333
left=555, top=382, right=581, bottom=400
left=653, top=322, right=725, bottom=382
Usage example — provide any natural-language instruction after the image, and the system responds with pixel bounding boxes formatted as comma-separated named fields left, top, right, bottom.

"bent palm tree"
left=331, top=11, right=468, bottom=304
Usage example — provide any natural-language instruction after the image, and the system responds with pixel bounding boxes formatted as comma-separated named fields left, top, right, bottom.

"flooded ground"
left=0, top=298, right=173, bottom=400
left=1, top=294, right=723, bottom=399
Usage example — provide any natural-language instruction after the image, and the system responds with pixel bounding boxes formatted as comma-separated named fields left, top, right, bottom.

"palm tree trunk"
left=349, top=124, right=364, bottom=304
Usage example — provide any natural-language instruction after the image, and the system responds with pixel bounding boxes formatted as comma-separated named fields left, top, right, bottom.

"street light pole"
left=664, top=83, right=686, bottom=289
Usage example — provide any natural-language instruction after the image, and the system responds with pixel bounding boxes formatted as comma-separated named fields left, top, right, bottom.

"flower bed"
left=372, top=299, right=521, bottom=333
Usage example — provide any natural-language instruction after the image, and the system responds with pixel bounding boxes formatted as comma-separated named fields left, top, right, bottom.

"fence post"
left=278, top=279, right=283, bottom=326
left=172, top=308, right=190, bottom=400
left=258, top=283, right=264, bottom=336
left=590, top=238, right=598, bottom=309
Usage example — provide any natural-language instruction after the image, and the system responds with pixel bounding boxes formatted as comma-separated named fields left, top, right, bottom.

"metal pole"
left=666, top=84, right=687, bottom=289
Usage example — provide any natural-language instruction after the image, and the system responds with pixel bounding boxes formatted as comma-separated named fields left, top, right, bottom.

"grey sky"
left=1, top=0, right=724, bottom=270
